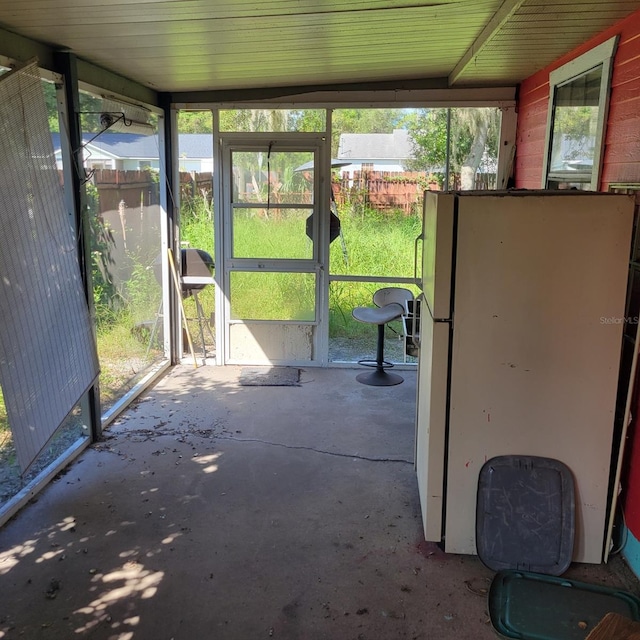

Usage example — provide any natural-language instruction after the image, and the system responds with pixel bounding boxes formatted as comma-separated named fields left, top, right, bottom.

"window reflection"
left=548, top=67, right=602, bottom=188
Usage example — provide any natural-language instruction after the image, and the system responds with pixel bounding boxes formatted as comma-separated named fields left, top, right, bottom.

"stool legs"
left=356, top=323, right=403, bottom=386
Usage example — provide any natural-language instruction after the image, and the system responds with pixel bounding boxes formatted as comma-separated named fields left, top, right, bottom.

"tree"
left=177, top=108, right=408, bottom=145
left=405, top=108, right=448, bottom=172
left=42, top=82, right=115, bottom=133
left=551, top=105, right=597, bottom=164
left=453, top=108, right=499, bottom=189
left=43, top=80, right=60, bottom=132
left=179, top=110, right=213, bottom=133
left=406, top=108, right=500, bottom=189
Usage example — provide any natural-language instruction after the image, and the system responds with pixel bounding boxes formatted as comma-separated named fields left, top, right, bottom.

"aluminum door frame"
left=216, top=132, right=330, bottom=366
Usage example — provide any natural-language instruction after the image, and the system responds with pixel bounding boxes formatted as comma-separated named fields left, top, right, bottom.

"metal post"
left=54, top=51, right=102, bottom=440
left=445, top=108, right=452, bottom=190
left=159, top=93, right=181, bottom=364
left=376, top=323, right=385, bottom=373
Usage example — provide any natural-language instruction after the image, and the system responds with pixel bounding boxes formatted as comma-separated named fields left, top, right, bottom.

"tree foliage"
left=42, top=81, right=60, bottom=132
left=179, top=110, right=213, bottom=133
left=178, top=109, right=325, bottom=134
left=43, top=82, right=157, bottom=134
left=552, top=105, right=597, bottom=162
left=178, top=108, right=408, bottom=157
left=405, top=107, right=500, bottom=188
left=404, top=109, right=448, bottom=170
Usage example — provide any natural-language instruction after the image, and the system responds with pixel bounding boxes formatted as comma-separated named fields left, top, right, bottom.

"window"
left=543, top=37, right=617, bottom=191
left=88, top=160, right=111, bottom=170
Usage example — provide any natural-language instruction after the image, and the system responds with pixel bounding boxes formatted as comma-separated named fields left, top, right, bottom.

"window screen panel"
left=0, top=61, right=99, bottom=473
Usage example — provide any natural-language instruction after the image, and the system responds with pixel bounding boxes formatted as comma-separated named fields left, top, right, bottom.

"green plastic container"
left=488, top=570, right=640, bottom=639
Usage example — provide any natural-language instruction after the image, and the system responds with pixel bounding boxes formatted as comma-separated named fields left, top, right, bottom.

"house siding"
left=516, top=8, right=640, bottom=571
left=515, top=9, right=640, bottom=190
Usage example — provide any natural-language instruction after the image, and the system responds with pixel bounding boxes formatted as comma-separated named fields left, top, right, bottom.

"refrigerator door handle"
left=414, top=232, right=423, bottom=286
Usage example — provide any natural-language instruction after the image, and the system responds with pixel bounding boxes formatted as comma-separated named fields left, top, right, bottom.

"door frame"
left=214, top=131, right=331, bottom=365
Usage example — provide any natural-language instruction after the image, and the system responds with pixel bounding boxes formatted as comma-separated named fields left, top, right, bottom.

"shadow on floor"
left=0, top=365, right=636, bottom=639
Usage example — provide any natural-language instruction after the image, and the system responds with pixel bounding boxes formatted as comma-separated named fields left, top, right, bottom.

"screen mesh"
left=100, top=97, right=154, bottom=135
left=0, top=61, right=99, bottom=473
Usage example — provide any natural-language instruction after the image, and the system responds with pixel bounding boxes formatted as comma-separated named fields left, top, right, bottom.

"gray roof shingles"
left=337, top=130, right=413, bottom=161
left=52, top=132, right=212, bottom=159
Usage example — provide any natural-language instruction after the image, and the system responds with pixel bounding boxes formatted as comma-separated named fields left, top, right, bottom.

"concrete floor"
left=0, top=365, right=638, bottom=640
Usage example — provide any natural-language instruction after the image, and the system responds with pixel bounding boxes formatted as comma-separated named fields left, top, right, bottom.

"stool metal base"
left=357, top=358, right=393, bottom=369
left=356, top=369, right=404, bottom=386
left=353, top=319, right=405, bottom=386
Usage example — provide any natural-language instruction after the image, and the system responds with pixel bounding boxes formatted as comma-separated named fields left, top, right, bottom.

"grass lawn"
left=97, top=320, right=164, bottom=410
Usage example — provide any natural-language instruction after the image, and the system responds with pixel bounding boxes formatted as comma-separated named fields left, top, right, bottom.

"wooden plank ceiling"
left=0, top=0, right=639, bottom=95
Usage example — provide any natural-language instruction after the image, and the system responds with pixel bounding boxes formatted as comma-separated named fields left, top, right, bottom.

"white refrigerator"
left=415, top=190, right=634, bottom=564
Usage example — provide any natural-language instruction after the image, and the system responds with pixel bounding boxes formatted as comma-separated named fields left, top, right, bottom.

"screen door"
left=219, top=135, right=328, bottom=364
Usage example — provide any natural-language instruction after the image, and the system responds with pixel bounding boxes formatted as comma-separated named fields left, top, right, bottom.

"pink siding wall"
left=516, top=9, right=640, bottom=541
left=515, top=9, right=640, bottom=190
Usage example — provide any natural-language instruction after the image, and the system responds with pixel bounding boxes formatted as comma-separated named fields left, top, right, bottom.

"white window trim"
left=542, top=36, right=618, bottom=191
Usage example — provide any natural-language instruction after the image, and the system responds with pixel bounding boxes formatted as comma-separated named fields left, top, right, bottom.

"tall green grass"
left=328, top=204, right=421, bottom=339
left=181, top=193, right=215, bottom=256
left=90, top=191, right=420, bottom=372
left=232, top=210, right=311, bottom=260
left=0, top=390, right=8, bottom=449
left=330, top=205, right=421, bottom=279
left=180, top=196, right=421, bottom=340
left=180, top=194, right=216, bottom=323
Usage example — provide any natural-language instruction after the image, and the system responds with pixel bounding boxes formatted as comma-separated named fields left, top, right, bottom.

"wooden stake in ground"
left=168, top=248, right=198, bottom=368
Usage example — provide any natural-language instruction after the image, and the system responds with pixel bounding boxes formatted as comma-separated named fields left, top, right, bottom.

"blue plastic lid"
left=476, top=455, right=575, bottom=575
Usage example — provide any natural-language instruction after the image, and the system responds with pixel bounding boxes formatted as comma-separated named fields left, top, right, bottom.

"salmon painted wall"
left=515, top=9, right=640, bottom=544
left=515, top=9, right=640, bottom=190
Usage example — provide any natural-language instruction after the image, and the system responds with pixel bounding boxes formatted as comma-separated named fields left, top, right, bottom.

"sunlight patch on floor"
left=192, top=451, right=222, bottom=474
left=74, top=563, right=164, bottom=634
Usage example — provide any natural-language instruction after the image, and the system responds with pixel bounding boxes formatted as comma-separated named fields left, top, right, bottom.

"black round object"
left=181, top=248, right=214, bottom=295
left=305, top=211, right=341, bottom=244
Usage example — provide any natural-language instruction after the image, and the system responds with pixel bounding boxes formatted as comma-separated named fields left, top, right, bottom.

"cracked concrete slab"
left=0, top=365, right=637, bottom=639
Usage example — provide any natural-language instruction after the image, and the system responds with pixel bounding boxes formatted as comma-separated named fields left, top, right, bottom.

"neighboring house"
left=336, top=129, right=413, bottom=173
left=53, top=129, right=416, bottom=176
left=176, top=134, right=214, bottom=173
left=51, top=133, right=214, bottom=172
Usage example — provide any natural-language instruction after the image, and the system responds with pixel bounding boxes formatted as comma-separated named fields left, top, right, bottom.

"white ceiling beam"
left=448, top=0, right=526, bottom=86
left=174, top=85, right=517, bottom=109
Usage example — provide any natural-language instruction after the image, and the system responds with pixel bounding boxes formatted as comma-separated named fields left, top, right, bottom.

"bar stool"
left=352, top=287, right=413, bottom=386
left=181, top=249, right=215, bottom=359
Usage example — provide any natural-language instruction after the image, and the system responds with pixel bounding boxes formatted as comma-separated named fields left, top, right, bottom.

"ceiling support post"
left=54, top=50, right=102, bottom=440
left=159, top=93, right=182, bottom=365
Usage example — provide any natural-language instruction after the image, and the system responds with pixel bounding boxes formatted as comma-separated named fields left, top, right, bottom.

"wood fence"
left=88, top=169, right=494, bottom=216
left=92, top=169, right=160, bottom=213
left=333, top=171, right=436, bottom=214
left=90, top=170, right=213, bottom=214
left=179, top=171, right=213, bottom=203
